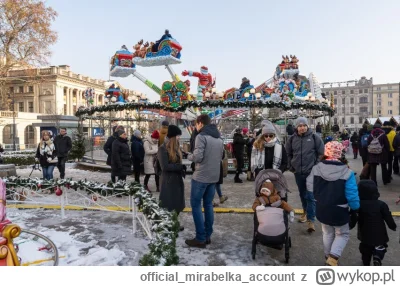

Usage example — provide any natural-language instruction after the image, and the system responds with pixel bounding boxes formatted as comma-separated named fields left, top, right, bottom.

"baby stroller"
left=252, top=169, right=292, bottom=263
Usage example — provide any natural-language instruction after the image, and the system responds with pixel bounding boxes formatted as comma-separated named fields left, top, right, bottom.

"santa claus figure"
left=182, top=66, right=213, bottom=101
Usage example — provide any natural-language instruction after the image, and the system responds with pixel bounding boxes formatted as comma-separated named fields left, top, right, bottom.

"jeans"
left=42, top=165, right=55, bottom=180
left=294, top=173, right=315, bottom=221
left=57, top=157, right=67, bottom=179
left=215, top=184, right=222, bottom=197
left=321, top=223, right=350, bottom=258
left=190, top=179, right=216, bottom=242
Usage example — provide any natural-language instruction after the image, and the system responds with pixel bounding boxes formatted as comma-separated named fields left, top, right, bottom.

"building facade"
left=0, top=65, right=145, bottom=150
left=373, top=83, right=400, bottom=117
left=321, top=76, right=373, bottom=132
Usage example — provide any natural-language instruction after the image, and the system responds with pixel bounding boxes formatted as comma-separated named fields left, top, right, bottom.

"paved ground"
left=10, top=152, right=400, bottom=266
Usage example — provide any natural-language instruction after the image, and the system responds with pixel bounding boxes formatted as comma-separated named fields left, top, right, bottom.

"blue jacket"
left=130, top=136, right=144, bottom=164
left=307, top=160, right=359, bottom=226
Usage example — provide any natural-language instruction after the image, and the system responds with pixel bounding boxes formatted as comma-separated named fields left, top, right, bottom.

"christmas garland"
left=75, top=100, right=335, bottom=117
left=81, top=116, right=156, bottom=122
left=2, top=176, right=179, bottom=266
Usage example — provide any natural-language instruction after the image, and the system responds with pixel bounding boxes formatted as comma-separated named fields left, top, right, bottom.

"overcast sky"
left=47, top=0, right=400, bottom=101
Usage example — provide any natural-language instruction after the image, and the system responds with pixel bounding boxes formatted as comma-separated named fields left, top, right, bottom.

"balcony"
left=0, top=111, right=18, bottom=118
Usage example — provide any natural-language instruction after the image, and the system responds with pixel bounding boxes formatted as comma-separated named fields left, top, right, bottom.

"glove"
left=349, top=209, right=358, bottom=230
left=182, top=70, right=189, bottom=76
left=289, top=211, right=295, bottom=223
left=256, top=205, right=265, bottom=211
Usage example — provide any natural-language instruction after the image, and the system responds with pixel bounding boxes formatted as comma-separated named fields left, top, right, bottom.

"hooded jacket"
left=286, top=128, right=325, bottom=175
left=357, top=180, right=396, bottom=246
left=104, top=132, right=118, bottom=166
left=307, top=160, right=359, bottom=226
left=188, top=124, right=224, bottom=183
left=381, top=125, right=396, bottom=151
left=252, top=183, right=293, bottom=212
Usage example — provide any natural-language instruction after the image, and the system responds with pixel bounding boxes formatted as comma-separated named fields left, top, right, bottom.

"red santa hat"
left=200, top=66, right=208, bottom=71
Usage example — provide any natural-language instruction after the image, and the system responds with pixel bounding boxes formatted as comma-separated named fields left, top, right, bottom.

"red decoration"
left=91, top=195, right=98, bottom=202
left=55, top=188, right=63, bottom=196
left=37, top=184, right=41, bottom=189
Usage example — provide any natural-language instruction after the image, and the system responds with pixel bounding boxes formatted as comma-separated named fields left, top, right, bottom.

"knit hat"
left=151, top=130, right=160, bottom=139
left=260, top=180, right=275, bottom=197
left=133, top=130, right=141, bottom=137
left=383, top=121, right=391, bottom=126
left=113, top=125, right=124, bottom=133
left=295, top=117, right=308, bottom=128
left=242, top=128, right=249, bottom=135
left=261, top=120, right=275, bottom=135
left=167, top=125, right=182, bottom=138
left=324, top=141, right=343, bottom=160
left=117, top=129, right=126, bottom=137
left=161, top=120, right=169, bottom=127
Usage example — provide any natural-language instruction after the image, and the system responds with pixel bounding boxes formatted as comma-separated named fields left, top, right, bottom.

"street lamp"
left=7, top=93, right=16, bottom=151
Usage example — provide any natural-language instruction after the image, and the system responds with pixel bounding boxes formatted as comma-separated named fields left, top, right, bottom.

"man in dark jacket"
left=104, top=125, right=124, bottom=182
left=286, top=117, right=324, bottom=232
left=131, top=130, right=144, bottom=183
left=53, top=128, right=72, bottom=179
left=357, top=180, right=397, bottom=266
left=315, top=122, right=322, bottom=136
left=392, top=126, right=400, bottom=175
left=358, top=124, right=369, bottom=166
left=111, top=129, right=132, bottom=182
left=233, top=128, right=246, bottom=183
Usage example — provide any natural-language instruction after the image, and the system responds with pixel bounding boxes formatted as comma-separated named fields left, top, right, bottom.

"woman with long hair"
left=35, top=131, right=57, bottom=180
left=158, top=125, right=185, bottom=229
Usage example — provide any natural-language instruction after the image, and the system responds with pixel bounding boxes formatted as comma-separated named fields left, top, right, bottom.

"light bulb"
left=250, top=88, right=255, bottom=94
left=244, top=92, right=250, bottom=98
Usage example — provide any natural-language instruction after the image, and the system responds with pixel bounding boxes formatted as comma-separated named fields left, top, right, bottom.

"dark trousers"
left=387, top=152, right=394, bottom=177
left=112, top=175, right=127, bottom=183
left=369, top=163, right=389, bottom=185
left=133, top=161, right=141, bottom=183
left=235, top=156, right=244, bottom=176
left=144, top=174, right=159, bottom=187
left=393, top=155, right=399, bottom=174
left=359, top=243, right=387, bottom=266
left=57, top=157, right=67, bottom=179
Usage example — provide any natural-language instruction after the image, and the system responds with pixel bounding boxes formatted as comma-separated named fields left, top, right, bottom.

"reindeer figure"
left=133, top=39, right=143, bottom=57
left=138, top=41, right=149, bottom=58
left=284, top=55, right=291, bottom=69
left=290, top=55, right=299, bottom=69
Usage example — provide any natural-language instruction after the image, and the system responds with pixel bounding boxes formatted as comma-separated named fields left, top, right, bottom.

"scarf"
left=250, top=138, right=283, bottom=172
left=39, top=140, right=55, bottom=156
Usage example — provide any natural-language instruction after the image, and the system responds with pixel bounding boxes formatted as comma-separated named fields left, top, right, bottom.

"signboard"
left=93, top=128, right=105, bottom=137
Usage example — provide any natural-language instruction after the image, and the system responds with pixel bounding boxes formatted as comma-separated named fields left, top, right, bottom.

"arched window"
left=24, top=125, right=35, bottom=145
left=2, top=125, right=14, bottom=144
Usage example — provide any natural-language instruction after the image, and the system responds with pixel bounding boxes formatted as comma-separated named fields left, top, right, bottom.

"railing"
left=39, top=68, right=52, bottom=75
left=0, top=111, right=18, bottom=117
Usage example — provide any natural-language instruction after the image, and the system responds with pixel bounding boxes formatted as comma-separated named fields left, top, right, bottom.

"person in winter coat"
left=158, top=120, right=169, bottom=146
left=35, top=131, right=57, bottom=180
left=392, top=126, right=400, bottom=175
left=111, top=130, right=132, bottom=181
left=186, top=114, right=224, bottom=248
left=104, top=125, right=124, bottom=183
left=286, top=120, right=295, bottom=136
left=340, top=130, right=349, bottom=141
left=53, top=128, right=72, bottom=179
left=286, top=117, right=324, bottom=232
left=315, top=122, right=322, bottom=137
left=307, top=141, right=360, bottom=266
left=158, top=125, right=185, bottom=223
left=350, top=132, right=359, bottom=159
left=143, top=130, right=160, bottom=192
left=233, top=128, right=246, bottom=183
left=358, top=124, right=370, bottom=166
left=356, top=180, right=397, bottom=266
left=251, top=120, right=288, bottom=178
left=381, top=121, right=396, bottom=180
left=131, top=130, right=144, bottom=183
left=246, top=131, right=256, bottom=181
left=367, top=123, right=390, bottom=186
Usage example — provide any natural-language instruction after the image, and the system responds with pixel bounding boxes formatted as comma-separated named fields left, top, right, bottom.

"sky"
left=46, top=0, right=400, bottom=101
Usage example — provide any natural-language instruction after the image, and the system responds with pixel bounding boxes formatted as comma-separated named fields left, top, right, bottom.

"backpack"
left=360, top=133, right=370, bottom=148
left=153, top=154, right=162, bottom=176
left=367, top=133, right=384, bottom=154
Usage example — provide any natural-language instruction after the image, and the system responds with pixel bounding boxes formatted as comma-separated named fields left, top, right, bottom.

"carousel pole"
left=165, top=65, right=180, bottom=82
left=132, top=71, right=163, bottom=95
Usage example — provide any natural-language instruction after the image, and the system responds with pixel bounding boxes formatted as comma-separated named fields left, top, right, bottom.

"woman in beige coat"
left=143, top=130, right=160, bottom=192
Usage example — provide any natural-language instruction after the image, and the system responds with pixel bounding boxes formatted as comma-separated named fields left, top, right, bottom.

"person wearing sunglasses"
left=250, top=120, right=288, bottom=179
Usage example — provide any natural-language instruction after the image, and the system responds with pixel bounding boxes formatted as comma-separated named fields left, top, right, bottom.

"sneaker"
left=307, top=220, right=315, bottom=233
left=219, top=195, right=228, bottom=204
left=325, top=256, right=338, bottom=266
left=212, top=201, right=219, bottom=207
left=185, top=238, right=206, bottom=248
left=234, top=178, right=243, bottom=183
left=298, top=213, right=307, bottom=223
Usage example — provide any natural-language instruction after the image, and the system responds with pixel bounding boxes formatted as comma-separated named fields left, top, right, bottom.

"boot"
left=144, top=186, right=151, bottom=192
left=325, top=255, right=339, bottom=266
left=212, top=201, right=219, bottom=207
left=307, top=220, right=315, bottom=233
left=219, top=195, right=228, bottom=204
left=298, top=212, right=307, bottom=223
left=185, top=238, right=206, bottom=248
left=234, top=173, right=243, bottom=183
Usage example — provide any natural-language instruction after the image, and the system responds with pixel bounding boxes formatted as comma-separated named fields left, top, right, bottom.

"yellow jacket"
left=387, top=130, right=396, bottom=151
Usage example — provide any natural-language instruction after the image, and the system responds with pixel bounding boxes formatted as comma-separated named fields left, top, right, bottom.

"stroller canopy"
left=254, top=169, right=290, bottom=198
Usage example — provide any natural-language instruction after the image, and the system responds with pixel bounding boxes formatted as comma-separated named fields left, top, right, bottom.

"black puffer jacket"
left=233, top=133, right=246, bottom=158
left=357, top=180, right=397, bottom=246
left=111, top=137, right=132, bottom=176
left=103, top=133, right=118, bottom=166
left=53, top=135, right=72, bottom=158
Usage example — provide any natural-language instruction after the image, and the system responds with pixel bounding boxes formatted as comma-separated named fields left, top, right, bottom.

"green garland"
left=3, top=176, right=179, bottom=266
left=81, top=116, right=156, bottom=122
left=75, top=100, right=335, bottom=117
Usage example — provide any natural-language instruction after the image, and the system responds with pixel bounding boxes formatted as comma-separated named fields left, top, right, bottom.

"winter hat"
left=242, top=128, right=249, bottom=135
left=167, top=125, right=182, bottom=138
left=383, top=121, right=391, bottom=126
left=133, top=130, right=141, bottom=137
left=260, top=180, right=275, bottom=197
left=151, top=130, right=160, bottom=139
left=261, top=120, right=275, bottom=135
left=113, top=125, right=124, bottom=133
left=161, top=120, right=169, bottom=127
left=324, top=141, right=343, bottom=160
left=117, top=129, right=126, bottom=137
left=295, top=117, right=308, bottom=128
left=358, top=180, right=380, bottom=200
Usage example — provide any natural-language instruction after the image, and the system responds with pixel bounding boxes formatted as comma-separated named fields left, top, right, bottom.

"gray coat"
left=158, top=144, right=185, bottom=214
left=285, top=129, right=324, bottom=175
left=188, top=124, right=224, bottom=183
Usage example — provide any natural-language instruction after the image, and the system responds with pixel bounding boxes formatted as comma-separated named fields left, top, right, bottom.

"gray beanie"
left=295, top=117, right=308, bottom=128
left=117, top=129, right=126, bottom=137
left=261, top=120, right=275, bottom=135
left=133, top=129, right=141, bottom=137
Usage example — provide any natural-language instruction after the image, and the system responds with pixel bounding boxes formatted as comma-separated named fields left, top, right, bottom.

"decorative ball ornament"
left=111, top=97, right=117, bottom=102
left=55, top=187, right=63, bottom=196
left=91, top=194, right=98, bottom=201
left=66, top=183, right=70, bottom=189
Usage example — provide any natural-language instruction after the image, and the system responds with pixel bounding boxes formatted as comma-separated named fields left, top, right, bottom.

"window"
left=359, top=117, right=363, bottom=124
left=388, top=86, right=392, bottom=90
left=360, top=107, right=368, bottom=113
left=359, top=97, right=368, bottom=103
left=359, top=89, right=363, bottom=94
left=350, top=107, right=354, bottom=113
left=388, top=93, right=393, bottom=98
left=342, top=90, right=345, bottom=95
left=377, top=87, right=381, bottom=91
left=389, top=110, right=393, bottom=115
left=18, top=102, right=24, bottom=112
left=389, top=101, right=393, bottom=106
left=377, top=110, right=381, bottom=115
left=334, top=99, right=337, bottom=105
left=342, top=118, right=345, bottom=124
left=18, top=86, right=23, bottom=93
left=350, top=98, right=354, bottom=104
left=24, top=125, right=35, bottom=144
left=342, top=98, right=345, bottom=104
left=364, top=89, right=368, bottom=93
left=377, top=94, right=381, bottom=98
left=351, top=117, right=354, bottom=124
left=28, top=102, right=33, bottom=112
left=342, top=107, right=345, bottom=114
left=28, top=86, right=34, bottom=92
left=334, top=91, right=337, bottom=95
left=377, top=101, right=381, bottom=106
left=9, top=87, right=14, bottom=93
left=64, top=104, right=67, bottom=115
left=350, top=90, right=354, bottom=94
